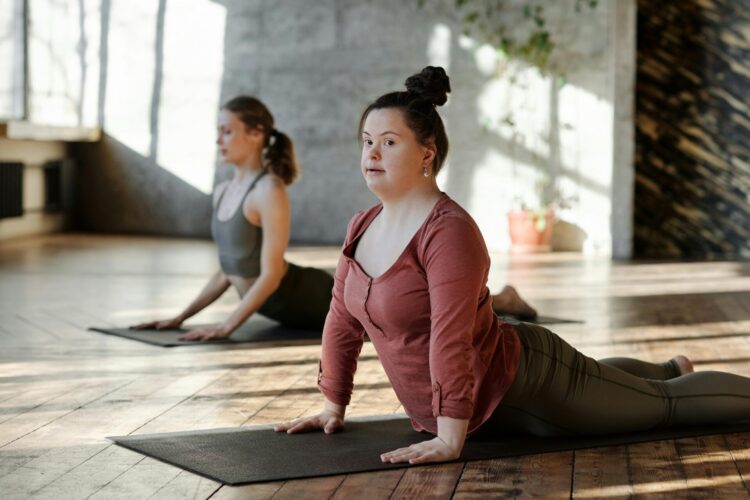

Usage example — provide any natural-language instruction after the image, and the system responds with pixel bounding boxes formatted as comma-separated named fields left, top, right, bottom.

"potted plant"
left=507, top=207, right=555, bottom=253
left=507, top=173, right=576, bottom=253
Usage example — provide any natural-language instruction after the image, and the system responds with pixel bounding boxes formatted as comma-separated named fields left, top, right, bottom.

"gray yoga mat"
left=109, top=414, right=750, bottom=485
left=89, top=315, right=321, bottom=347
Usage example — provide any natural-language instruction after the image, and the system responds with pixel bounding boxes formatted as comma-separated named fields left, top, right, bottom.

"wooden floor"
left=2, top=234, right=750, bottom=499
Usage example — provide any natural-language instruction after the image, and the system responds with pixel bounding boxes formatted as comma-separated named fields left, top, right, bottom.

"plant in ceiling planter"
left=419, top=0, right=599, bottom=76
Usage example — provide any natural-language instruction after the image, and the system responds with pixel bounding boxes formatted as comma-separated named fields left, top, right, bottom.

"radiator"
left=0, top=162, right=23, bottom=219
left=44, top=160, right=63, bottom=212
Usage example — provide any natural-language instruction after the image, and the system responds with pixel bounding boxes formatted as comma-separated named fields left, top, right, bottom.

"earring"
left=423, top=167, right=430, bottom=177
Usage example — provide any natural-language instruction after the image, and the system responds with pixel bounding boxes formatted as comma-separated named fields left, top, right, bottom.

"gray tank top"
left=211, top=171, right=268, bottom=278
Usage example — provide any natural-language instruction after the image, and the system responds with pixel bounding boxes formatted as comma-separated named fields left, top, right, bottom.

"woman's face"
left=360, top=108, right=435, bottom=198
left=216, top=110, right=263, bottom=164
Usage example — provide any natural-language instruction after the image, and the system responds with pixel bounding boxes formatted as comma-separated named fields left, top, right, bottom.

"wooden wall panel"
left=635, top=0, right=750, bottom=258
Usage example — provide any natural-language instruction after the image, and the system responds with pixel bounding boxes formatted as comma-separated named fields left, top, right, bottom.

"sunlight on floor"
left=575, top=474, right=747, bottom=497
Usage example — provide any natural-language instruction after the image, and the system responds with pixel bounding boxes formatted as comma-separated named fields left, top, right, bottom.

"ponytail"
left=264, top=129, right=299, bottom=185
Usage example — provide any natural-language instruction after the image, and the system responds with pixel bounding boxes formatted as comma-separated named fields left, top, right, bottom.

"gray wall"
left=72, top=0, right=633, bottom=252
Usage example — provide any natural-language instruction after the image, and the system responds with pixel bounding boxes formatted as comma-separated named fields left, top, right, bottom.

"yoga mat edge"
left=107, top=416, right=750, bottom=486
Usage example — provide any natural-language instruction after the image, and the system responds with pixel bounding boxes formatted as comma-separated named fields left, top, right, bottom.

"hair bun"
left=404, top=66, right=451, bottom=106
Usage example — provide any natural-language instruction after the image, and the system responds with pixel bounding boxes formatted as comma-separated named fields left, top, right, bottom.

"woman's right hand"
left=273, top=409, right=344, bottom=435
left=130, top=317, right=183, bottom=330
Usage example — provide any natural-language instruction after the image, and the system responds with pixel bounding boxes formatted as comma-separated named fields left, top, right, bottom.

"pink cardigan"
left=318, top=194, right=521, bottom=434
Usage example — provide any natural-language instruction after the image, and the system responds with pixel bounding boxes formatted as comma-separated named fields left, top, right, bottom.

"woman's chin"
left=364, top=179, right=389, bottom=198
left=364, top=174, right=385, bottom=187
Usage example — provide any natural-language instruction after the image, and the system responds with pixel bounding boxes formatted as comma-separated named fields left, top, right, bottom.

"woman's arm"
left=180, top=177, right=290, bottom=341
left=176, top=270, right=232, bottom=323
left=133, top=180, right=232, bottom=331
left=131, top=270, right=230, bottom=329
left=380, top=416, right=468, bottom=464
left=275, top=213, right=368, bottom=433
left=382, top=215, right=489, bottom=464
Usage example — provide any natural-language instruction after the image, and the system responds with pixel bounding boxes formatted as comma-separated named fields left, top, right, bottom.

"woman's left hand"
left=178, top=325, right=231, bottom=341
left=380, top=437, right=461, bottom=465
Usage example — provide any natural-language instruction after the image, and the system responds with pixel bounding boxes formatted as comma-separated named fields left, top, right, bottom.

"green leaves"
left=417, top=0, right=598, bottom=75
left=534, top=213, right=547, bottom=233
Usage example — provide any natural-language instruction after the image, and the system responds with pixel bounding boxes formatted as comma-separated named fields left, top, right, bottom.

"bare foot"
left=492, top=285, right=537, bottom=319
left=672, top=355, right=694, bottom=375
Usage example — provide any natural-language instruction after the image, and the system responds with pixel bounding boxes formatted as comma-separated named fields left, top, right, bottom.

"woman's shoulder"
left=419, top=195, right=487, bottom=251
left=256, top=170, right=287, bottom=191
left=249, top=171, right=289, bottom=207
left=431, top=195, right=481, bottom=231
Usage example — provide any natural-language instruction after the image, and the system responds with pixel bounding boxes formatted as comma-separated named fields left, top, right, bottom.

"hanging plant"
left=418, top=0, right=599, bottom=74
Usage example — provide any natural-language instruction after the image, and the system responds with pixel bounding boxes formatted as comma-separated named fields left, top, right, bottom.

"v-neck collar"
left=344, top=193, right=448, bottom=282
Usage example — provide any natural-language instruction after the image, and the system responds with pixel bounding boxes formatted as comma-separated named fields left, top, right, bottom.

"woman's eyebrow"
left=362, top=130, right=401, bottom=137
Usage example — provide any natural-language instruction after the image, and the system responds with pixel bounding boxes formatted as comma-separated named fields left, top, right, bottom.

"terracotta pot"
left=507, top=208, right=554, bottom=253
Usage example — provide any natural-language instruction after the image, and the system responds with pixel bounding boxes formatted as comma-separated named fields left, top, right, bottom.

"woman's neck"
left=231, top=153, right=265, bottom=183
left=235, top=149, right=263, bottom=173
left=379, top=183, right=442, bottom=225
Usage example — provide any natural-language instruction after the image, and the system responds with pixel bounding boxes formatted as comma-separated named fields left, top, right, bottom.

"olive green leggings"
left=486, top=322, right=750, bottom=436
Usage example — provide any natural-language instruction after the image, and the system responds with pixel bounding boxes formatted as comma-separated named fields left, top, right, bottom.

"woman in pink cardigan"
left=275, top=66, right=750, bottom=464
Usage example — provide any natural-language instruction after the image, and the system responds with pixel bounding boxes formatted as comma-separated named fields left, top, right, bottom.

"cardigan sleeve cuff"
left=317, top=381, right=352, bottom=406
left=317, top=363, right=353, bottom=406
left=431, top=382, right=473, bottom=419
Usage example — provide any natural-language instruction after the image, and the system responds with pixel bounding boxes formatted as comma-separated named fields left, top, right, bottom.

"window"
left=0, top=0, right=25, bottom=120
left=2, top=0, right=100, bottom=139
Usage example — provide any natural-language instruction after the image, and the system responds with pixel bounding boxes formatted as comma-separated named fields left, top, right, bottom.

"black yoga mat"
left=499, top=314, right=582, bottom=325
left=91, top=312, right=575, bottom=347
left=109, top=415, right=750, bottom=485
left=89, top=315, right=321, bottom=347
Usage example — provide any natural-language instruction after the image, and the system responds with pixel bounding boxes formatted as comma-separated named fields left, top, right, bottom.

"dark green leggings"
left=258, top=263, right=333, bottom=330
left=486, top=321, right=750, bottom=436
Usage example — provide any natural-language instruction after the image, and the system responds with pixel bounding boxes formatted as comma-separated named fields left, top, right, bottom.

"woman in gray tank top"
left=132, top=96, right=536, bottom=341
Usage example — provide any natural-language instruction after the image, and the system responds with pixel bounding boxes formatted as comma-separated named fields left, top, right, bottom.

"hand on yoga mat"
left=177, top=325, right=232, bottom=341
left=382, top=416, right=466, bottom=464
left=272, top=412, right=343, bottom=434
left=380, top=436, right=460, bottom=465
left=273, top=402, right=345, bottom=435
left=130, top=317, right=183, bottom=330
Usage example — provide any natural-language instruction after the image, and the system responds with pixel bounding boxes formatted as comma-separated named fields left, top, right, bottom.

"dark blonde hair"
left=358, top=66, right=451, bottom=174
left=222, top=96, right=300, bottom=185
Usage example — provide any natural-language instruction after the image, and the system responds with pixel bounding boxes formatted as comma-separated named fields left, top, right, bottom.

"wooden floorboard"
left=331, top=469, right=405, bottom=499
left=392, top=462, right=465, bottom=498
left=454, top=453, right=573, bottom=498
left=572, top=446, right=633, bottom=498
left=675, top=435, right=749, bottom=499
left=1, top=233, right=750, bottom=498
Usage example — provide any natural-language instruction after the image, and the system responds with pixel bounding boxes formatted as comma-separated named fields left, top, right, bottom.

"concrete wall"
left=71, top=0, right=635, bottom=255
